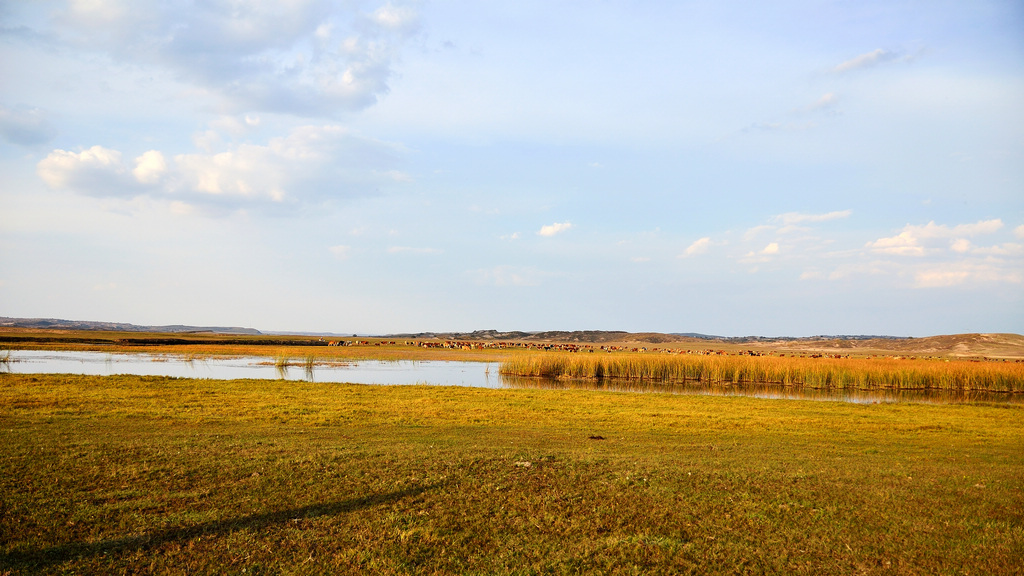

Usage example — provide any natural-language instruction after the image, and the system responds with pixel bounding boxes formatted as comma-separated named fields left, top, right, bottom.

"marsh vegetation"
left=500, top=353, right=1024, bottom=392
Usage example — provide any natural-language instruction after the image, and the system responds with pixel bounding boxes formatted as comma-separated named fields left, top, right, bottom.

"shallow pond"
left=2, top=350, right=1019, bottom=405
left=0, top=350, right=503, bottom=388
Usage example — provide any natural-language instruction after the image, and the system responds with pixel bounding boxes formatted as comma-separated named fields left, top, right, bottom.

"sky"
left=1, top=1, right=1022, bottom=337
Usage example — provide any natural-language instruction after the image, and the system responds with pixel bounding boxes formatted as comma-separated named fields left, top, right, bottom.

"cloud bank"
left=833, top=49, right=899, bottom=73
left=867, top=219, right=1004, bottom=256
left=682, top=237, right=711, bottom=257
left=37, top=125, right=407, bottom=210
left=538, top=222, right=573, bottom=237
left=51, top=0, right=420, bottom=117
left=774, top=210, right=852, bottom=226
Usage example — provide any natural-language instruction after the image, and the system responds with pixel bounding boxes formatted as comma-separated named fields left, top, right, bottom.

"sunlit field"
left=2, top=373, right=1021, bottom=574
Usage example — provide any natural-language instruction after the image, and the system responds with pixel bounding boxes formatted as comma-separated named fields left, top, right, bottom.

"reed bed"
left=500, top=353, right=1024, bottom=392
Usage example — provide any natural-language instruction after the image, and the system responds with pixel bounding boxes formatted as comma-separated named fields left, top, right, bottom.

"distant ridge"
left=0, top=318, right=988, bottom=345
left=391, top=330, right=633, bottom=343
left=0, top=317, right=261, bottom=335
left=1, top=319, right=1020, bottom=357
left=391, top=330, right=910, bottom=344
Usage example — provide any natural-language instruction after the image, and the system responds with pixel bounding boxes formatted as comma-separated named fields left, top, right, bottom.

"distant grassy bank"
left=6, top=328, right=1024, bottom=363
left=0, top=330, right=516, bottom=362
left=501, top=353, right=1024, bottom=392
left=2, top=373, right=1021, bottom=574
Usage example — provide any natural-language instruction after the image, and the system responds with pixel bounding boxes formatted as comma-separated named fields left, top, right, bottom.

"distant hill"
left=2, top=318, right=1020, bottom=358
left=769, top=332, right=1024, bottom=359
left=0, top=317, right=261, bottom=335
left=388, top=329, right=1024, bottom=358
left=393, top=329, right=908, bottom=345
left=392, top=330, right=636, bottom=343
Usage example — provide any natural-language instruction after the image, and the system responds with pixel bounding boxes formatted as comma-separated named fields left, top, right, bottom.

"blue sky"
left=1, top=0, right=1022, bottom=336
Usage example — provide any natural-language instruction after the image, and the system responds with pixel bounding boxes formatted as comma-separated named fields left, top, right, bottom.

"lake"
left=2, top=350, right=1018, bottom=405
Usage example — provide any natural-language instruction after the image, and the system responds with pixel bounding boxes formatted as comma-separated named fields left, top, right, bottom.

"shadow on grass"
left=1, top=484, right=438, bottom=570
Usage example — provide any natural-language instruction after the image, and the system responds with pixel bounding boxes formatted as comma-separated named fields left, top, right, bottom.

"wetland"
left=2, top=328, right=1023, bottom=574
left=3, top=349, right=1019, bottom=404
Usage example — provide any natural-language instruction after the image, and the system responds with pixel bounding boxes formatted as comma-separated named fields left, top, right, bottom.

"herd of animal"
left=316, top=337, right=860, bottom=358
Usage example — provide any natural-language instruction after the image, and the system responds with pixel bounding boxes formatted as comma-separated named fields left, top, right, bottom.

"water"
left=499, top=375, right=1021, bottom=405
left=0, top=350, right=502, bottom=388
left=2, top=350, right=1019, bottom=405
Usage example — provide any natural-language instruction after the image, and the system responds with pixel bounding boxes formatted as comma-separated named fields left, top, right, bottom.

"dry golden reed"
left=500, top=353, right=1024, bottom=391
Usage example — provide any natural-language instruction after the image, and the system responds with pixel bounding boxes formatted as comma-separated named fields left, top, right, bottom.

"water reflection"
left=0, top=350, right=501, bottom=388
left=1, top=350, right=1019, bottom=405
left=499, top=375, right=1022, bottom=405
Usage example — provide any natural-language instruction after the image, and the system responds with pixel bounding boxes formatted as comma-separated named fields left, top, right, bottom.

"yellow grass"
left=3, top=373, right=1022, bottom=573
left=500, top=353, right=1024, bottom=392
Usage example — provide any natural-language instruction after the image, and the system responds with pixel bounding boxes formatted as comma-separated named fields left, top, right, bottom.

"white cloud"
left=802, top=93, right=838, bottom=113
left=37, top=145, right=138, bottom=196
left=814, top=92, right=837, bottom=107
left=914, top=269, right=969, bottom=288
left=833, top=49, right=898, bottom=73
left=329, top=245, right=351, bottom=259
left=743, top=225, right=773, bottom=241
left=471, top=265, right=543, bottom=287
left=169, top=201, right=194, bottom=215
left=914, top=263, right=1023, bottom=288
left=387, top=246, right=441, bottom=254
left=372, top=3, right=420, bottom=33
left=1015, top=225, right=1024, bottom=239
left=971, top=243, right=1023, bottom=256
left=51, top=1, right=421, bottom=116
left=132, top=150, right=167, bottom=185
left=209, top=116, right=261, bottom=138
left=174, top=138, right=312, bottom=201
left=867, top=219, right=1004, bottom=256
left=38, top=125, right=405, bottom=209
left=826, top=225, right=1023, bottom=288
left=538, top=222, right=572, bottom=237
left=681, top=236, right=711, bottom=257
left=827, top=261, right=895, bottom=281
left=0, top=104, right=57, bottom=146
left=866, top=231, right=924, bottom=256
left=949, top=220, right=1004, bottom=236
left=193, top=130, right=221, bottom=153
left=774, top=210, right=852, bottom=226
left=950, top=238, right=971, bottom=253
left=740, top=242, right=783, bottom=264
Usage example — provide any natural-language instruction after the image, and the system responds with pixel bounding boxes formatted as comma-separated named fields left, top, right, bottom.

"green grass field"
left=2, top=373, right=1021, bottom=575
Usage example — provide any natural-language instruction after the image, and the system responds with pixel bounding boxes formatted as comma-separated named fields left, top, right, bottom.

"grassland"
left=500, top=353, right=1024, bottom=392
left=5, top=327, right=1024, bottom=362
left=0, top=329, right=513, bottom=362
left=2, top=372, right=1022, bottom=575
